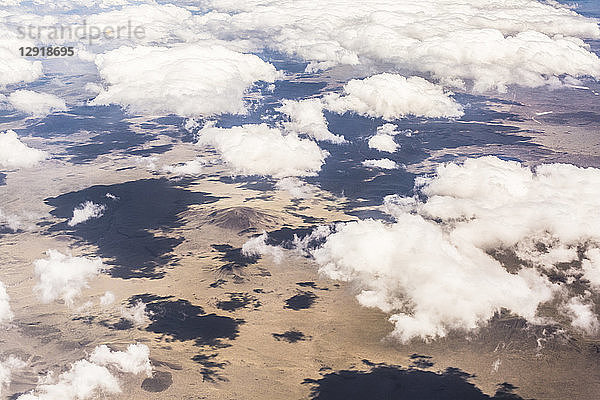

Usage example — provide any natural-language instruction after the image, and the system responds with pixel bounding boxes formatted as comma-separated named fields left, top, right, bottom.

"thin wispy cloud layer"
left=325, top=74, right=464, bottom=119
left=33, top=250, right=105, bottom=307
left=67, top=202, right=105, bottom=226
left=0, top=356, right=25, bottom=396
left=196, top=123, right=328, bottom=177
left=7, top=90, right=67, bottom=117
left=200, top=0, right=600, bottom=91
left=0, top=282, right=13, bottom=325
left=91, top=44, right=281, bottom=117
left=120, top=300, right=150, bottom=327
left=16, top=343, right=151, bottom=400
left=275, top=177, right=316, bottom=199
left=0, top=130, right=48, bottom=169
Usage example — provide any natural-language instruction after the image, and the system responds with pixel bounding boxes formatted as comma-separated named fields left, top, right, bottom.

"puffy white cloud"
left=276, top=99, right=345, bottom=143
left=0, top=130, right=48, bottom=169
left=17, top=360, right=119, bottom=400
left=7, top=90, right=67, bottom=117
left=67, top=202, right=105, bottom=227
left=563, top=297, right=599, bottom=335
left=368, top=135, right=398, bottom=153
left=362, top=158, right=400, bottom=169
left=368, top=123, right=401, bottom=152
left=33, top=250, right=105, bottom=307
left=91, top=44, right=281, bottom=117
left=307, top=156, right=600, bottom=342
left=0, top=282, right=13, bottom=325
left=196, top=123, right=328, bottom=177
left=86, top=3, right=192, bottom=44
left=89, top=343, right=152, bottom=375
left=324, top=74, right=464, bottom=119
left=0, top=38, right=42, bottom=86
left=17, top=343, right=151, bottom=400
left=120, top=300, right=150, bottom=327
left=162, top=157, right=203, bottom=177
left=274, top=177, right=316, bottom=199
left=199, top=0, right=600, bottom=91
left=242, top=232, right=284, bottom=263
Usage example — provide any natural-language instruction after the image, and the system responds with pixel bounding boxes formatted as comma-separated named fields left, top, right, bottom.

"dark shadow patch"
left=210, top=279, right=227, bottom=288
left=285, top=291, right=317, bottom=310
left=297, top=282, right=329, bottom=291
left=216, top=292, right=261, bottom=312
left=192, top=353, right=229, bottom=382
left=272, top=330, right=310, bottom=343
left=45, top=179, right=221, bottom=279
left=129, top=144, right=174, bottom=156
left=211, top=244, right=259, bottom=275
left=0, top=173, right=5, bottom=186
left=303, top=362, right=529, bottom=400
left=141, top=371, right=173, bottom=392
left=128, top=294, right=244, bottom=347
left=409, top=354, right=434, bottom=369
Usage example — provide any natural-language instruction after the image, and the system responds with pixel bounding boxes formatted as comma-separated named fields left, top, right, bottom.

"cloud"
left=86, top=3, right=192, bottom=44
left=0, top=39, right=42, bottom=86
left=0, top=130, right=48, bottom=169
left=368, top=124, right=401, bottom=153
left=563, top=297, right=599, bottom=335
left=91, top=43, right=281, bottom=117
left=33, top=250, right=105, bottom=306
left=362, top=158, right=400, bottom=169
left=0, top=282, right=13, bottom=325
left=242, top=232, right=285, bottom=263
left=324, top=74, right=464, bottom=119
left=89, top=343, right=152, bottom=375
left=7, top=90, right=67, bottom=117
left=67, top=202, right=105, bottom=227
left=99, top=291, right=115, bottom=306
left=16, top=343, right=151, bottom=400
left=303, top=156, right=600, bottom=342
left=199, top=0, right=600, bottom=91
left=275, top=177, right=316, bottom=199
left=162, top=157, right=203, bottom=177
left=0, top=356, right=25, bottom=396
left=196, top=123, right=328, bottom=177
left=120, top=300, right=150, bottom=327
left=276, top=99, right=345, bottom=143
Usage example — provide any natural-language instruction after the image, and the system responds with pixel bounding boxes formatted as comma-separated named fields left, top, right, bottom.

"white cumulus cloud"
left=162, top=157, right=203, bottom=177
left=0, top=130, right=48, bottom=169
left=368, top=124, right=401, bottom=152
left=91, top=43, right=281, bottom=117
left=7, top=90, right=67, bottom=117
left=33, top=250, right=105, bottom=307
left=362, top=158, right=400, bottom=169
left=276, top=99, right=345, bottom=143
left=196, top=123, right=328, bottom=177
left=16, top=343, right=151, bottom=400
left=199, top=0, right=600, bottom=92
left=324, top=74, right=464, bottom=119
left=67, top=202, right=105, bottom=227
left=308, top=156, right=600, bottom=342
